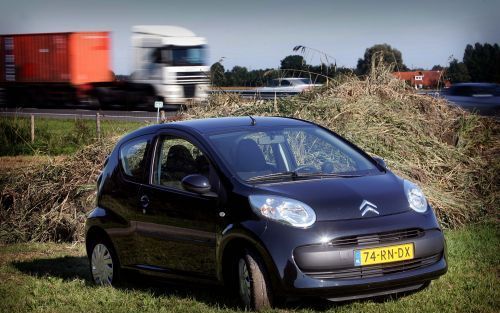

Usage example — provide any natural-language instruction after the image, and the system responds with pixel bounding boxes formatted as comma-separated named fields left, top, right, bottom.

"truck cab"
left=131, top=25, right=210, bottom=108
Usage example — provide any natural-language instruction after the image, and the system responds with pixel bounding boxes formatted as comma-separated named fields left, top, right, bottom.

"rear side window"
left=120, top=138, right=149, bottom=180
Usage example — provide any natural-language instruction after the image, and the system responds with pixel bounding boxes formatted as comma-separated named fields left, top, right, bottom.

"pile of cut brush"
left=0, top=139, right=116, bottom=243
left=1, top=66, right=498, bottom=243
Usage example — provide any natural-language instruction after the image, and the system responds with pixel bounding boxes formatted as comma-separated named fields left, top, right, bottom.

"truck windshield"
left=172, top=46, right=206, bottom=66
left=153, top=45, right=206, bottom=66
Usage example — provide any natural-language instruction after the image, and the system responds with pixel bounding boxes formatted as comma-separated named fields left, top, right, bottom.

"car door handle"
left=140, top=195, right=150, bottom=209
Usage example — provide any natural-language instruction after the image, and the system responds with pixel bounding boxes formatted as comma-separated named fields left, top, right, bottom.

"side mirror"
left=373, top=157, right=387, bottom=169
left=181, top=174, right=212, bottom=194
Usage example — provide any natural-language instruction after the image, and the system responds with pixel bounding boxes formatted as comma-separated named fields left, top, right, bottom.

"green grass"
left=0, top=224, right=498, bottom=313
left=0, top=117, right=145, bottom=156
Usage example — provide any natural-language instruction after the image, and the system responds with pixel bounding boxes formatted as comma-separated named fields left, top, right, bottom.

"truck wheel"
left=236, top=249, right=273, bottom=310
left=88, top=238, right=121, bottom=286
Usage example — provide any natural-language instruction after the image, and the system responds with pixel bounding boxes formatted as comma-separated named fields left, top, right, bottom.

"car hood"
left=255, top=173, right=410, bottom=221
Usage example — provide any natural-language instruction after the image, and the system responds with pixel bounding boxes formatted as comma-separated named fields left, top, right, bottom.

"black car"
left=440, top=83, right=500, bottom=116
left=86, top=116, right=447, bottom=310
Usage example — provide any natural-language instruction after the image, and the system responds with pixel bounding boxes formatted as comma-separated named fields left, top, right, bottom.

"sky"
left=1, top=0, right=499, bottom=75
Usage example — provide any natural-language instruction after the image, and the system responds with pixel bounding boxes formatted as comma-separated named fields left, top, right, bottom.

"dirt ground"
left=0, top=155, right=64, bottom=172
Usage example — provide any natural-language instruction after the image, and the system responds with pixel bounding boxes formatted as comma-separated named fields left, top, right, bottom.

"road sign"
left=154, top=101, right=164, bottom=109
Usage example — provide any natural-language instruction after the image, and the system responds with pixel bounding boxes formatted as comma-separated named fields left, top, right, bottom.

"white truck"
left=130, top=25, right=210, bottom=109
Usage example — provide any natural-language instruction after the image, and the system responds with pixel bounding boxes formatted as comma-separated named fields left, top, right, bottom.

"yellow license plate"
left=354, top=243, right=414, bottom=266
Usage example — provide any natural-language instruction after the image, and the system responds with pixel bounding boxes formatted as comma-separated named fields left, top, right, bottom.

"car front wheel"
left=237, top=249, right=273, bottom=311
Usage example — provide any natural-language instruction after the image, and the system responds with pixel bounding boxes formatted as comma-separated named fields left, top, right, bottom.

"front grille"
left=183, top=84, right=195, bottom=98
left=329, top=228, right=424, bottom=248
left=176, top=72, right=208, bottom=84
left=305, top=253, right=441, bottom=280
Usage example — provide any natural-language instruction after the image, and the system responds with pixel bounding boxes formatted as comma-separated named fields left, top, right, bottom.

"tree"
left=432, top=65, right=444, bottom=71
left=210, top=62, right=225, bottom=87
left=356, top=43, right=408, bottom=75
left=446, top=59, right=471, bottom=83
left=280, top=55, right=307, bottom=72
left=227, top=66, right=249, bottom=87
left=463, top=43, right=500, bottom=82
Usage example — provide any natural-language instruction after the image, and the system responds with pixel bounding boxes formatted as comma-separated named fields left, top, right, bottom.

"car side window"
left=153, top=137, right=211, bottom=190
left=120, top=138, right=149, bottom=180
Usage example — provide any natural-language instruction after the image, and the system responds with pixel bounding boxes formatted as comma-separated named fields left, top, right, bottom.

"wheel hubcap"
left=238, top=259, right=251, bottom=306
left=91, top=243, right=114, bottom=285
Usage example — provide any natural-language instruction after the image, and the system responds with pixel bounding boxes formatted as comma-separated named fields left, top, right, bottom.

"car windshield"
left=268, top=79, right=287, bottom=87
left=298, top=78, right=313, bottom=84
left=208, top=126, right=380, bottom=181
left=268, top=78, right=312, bottom=87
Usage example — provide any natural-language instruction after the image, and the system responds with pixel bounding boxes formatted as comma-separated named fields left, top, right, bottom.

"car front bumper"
left=257, top=210, right=447, bottom=300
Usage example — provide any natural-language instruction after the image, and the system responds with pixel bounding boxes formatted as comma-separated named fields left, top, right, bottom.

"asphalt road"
left=0, top=107, right=179, bottom=122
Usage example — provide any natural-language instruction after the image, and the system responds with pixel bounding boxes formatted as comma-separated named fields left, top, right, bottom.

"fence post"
left=96, top=113, right=101, bottom=139
left=30, top=114, right=35, bottom=143
left=274, top=91, right=278, bottom=112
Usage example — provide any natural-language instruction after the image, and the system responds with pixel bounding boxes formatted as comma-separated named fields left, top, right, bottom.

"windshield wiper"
left=247, top=171, right=299, bottom=182
left=247, top=171, right=362, bottom=182
left=299, top=172, right=362, bottom=178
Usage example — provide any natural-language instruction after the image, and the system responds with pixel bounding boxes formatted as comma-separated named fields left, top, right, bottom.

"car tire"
left=236, top=249, right=273, bottom=311
left=88, top=238, right=121, bottom=286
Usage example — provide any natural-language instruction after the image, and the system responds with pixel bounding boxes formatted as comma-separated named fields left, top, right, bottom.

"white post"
left=30, top=114, right=35, bottom=143
left=154, top=101, right=164, bottom=124
left=96, top=113, right=101, bottom=139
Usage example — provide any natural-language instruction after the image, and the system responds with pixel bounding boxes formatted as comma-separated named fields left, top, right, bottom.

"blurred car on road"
left=440, top=83, right=500, bottom=116
left=256, top=78, right=322, bottom=93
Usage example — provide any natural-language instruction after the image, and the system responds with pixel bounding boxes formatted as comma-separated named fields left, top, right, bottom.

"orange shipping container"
left=0, top=31, right=112, bottom=85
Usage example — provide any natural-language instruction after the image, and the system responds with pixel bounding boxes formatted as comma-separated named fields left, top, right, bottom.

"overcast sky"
left=1, top=0, right=499, bottom=74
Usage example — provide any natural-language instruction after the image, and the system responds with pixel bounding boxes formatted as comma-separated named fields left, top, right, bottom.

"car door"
left=135, top=130, right=220, bottom=279
left=105, top=134, right=154, bottom=267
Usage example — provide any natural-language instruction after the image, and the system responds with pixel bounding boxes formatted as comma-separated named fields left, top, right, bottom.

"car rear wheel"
left=237, top=249, right=273, bottom=311
left=89, top=239, right=121, bottom=286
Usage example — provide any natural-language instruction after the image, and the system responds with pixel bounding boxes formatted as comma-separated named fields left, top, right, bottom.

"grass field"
left=0, top=224, right=498, bottom=313
left=0, top=117, right=145, bottom=156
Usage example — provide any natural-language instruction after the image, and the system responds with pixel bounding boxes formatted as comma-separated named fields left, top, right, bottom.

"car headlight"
left=249, top=195, right=316, bottom=228
left=404, top=180, right=428, bottom=213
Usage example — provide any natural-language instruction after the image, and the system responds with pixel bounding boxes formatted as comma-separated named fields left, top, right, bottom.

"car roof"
left=121, top=116, right=313, bottom=141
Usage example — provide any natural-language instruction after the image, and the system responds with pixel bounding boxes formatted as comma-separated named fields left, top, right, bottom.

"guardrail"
left=0, top=108, right=179, bottom=122
left=210, top=89, right=300, bottom=99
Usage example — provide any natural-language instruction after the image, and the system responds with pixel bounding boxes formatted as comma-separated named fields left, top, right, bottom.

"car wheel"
left=237, top=249, right=273, bottom=310
left=89, top=239, right=121, bottom=286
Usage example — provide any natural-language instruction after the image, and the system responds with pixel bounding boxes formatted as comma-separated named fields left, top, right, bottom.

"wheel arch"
left=85, top=226, right=114, bottom=259
left=218, top=231, right=281, bottom=293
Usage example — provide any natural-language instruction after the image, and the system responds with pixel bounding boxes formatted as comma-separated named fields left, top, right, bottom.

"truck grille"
left=329, top=229, right=424, bottom=247
left=176, top=71, right=208, bottom=85
left=305, top=253, right=441, bottom=280
left=183, top=84, right=195, bottom=98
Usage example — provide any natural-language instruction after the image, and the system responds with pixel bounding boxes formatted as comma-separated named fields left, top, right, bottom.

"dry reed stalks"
left=1, top=65, right=498, bottom=243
